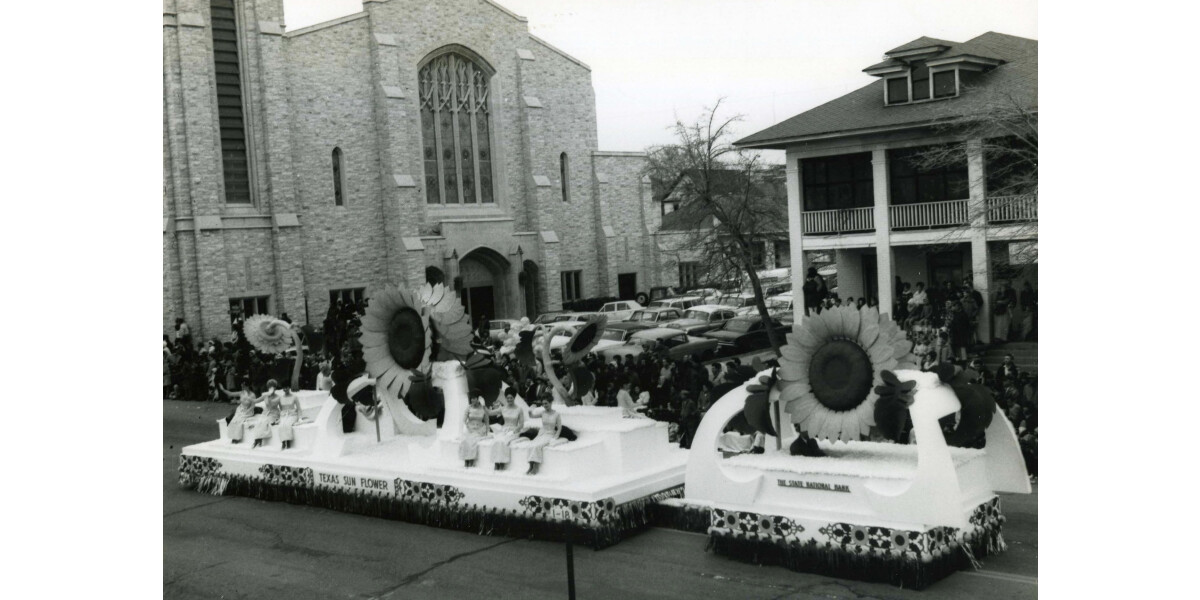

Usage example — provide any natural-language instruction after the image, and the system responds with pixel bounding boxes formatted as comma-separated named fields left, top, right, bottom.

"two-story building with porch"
left=735, top=32, right=1037, bottom=341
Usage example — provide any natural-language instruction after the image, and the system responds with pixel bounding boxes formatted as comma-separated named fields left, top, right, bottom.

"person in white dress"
left=487, top=388, right=525, bottom=470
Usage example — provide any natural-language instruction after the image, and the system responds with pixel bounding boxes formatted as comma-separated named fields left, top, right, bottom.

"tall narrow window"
left=560, top=152, right=570, bottom=202
left=560, top=270, right=583, bottom=302
left=332, top=147, right=344, bottom=206
left=418, top=50, right=495, bottom=205
left=911, top=63, right=931, bottom=101
left=210, top=0, right=251, bottom=204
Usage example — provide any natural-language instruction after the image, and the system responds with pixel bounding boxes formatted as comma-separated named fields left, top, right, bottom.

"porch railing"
left=986, top=193, right=1038, bottom=223
left=801, top=207, right=874, bottom=234
left=888, top=199, right=969, bottom=229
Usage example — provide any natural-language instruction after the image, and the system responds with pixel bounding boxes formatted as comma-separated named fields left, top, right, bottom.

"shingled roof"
left=735, top=32, right=1036, bottom=149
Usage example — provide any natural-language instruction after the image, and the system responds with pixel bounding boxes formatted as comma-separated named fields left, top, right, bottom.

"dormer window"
left=933, top=70, right=957, bottom=98
left=866, top=37, right=1005, bottom=107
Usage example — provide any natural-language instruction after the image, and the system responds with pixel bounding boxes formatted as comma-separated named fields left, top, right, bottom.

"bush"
left=561, top=296, right=619, bottom=313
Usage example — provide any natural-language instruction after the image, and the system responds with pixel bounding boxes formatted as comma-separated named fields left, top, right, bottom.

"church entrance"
left=458, top=247, right=512, bottom=324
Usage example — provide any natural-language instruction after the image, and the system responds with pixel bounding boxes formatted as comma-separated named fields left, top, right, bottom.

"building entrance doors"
left=927, top=249, right=964, bottom=290
left=465, top=286, right=495, bottom=324
left=618, top=273, right=637, bottom=300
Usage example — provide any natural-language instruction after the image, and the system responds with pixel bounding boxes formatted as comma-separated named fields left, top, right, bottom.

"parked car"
left=647, top=295, right=705, bottom=311
left=627, top=307, right=684, bottom=325
left=712, top=292, right=759, bottom=309
left=662, top=304, right=739, bottom=336
left=702, top=315, right=786, bottom=354
left=594, top=327, right=719, bottom=362
left=593, top=323, right=654, bottom=353
left=765, top=292, right=794, bottom=316
left=598, top=300, right=642, bottom=322
left=533, top=312, right=598, bottom=333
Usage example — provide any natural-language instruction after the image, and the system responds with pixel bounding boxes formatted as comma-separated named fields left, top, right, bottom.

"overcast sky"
left=282, top=0, right=1037, bottom=156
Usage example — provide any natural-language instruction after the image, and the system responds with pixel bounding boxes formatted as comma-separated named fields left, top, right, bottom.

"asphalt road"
left=164, top=400, right=1037, bottom=599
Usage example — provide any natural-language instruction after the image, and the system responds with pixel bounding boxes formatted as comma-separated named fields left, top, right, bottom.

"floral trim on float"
left=684, top=305, right=1031, bottom=588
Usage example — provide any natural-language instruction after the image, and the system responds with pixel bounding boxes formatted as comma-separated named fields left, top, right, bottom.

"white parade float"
left=179, top=284, right=687, bottom=548
left=671, top=305, right=1030, bottom=588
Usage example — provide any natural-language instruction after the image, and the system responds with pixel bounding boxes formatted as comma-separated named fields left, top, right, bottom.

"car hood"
left=666, top=318, right=705, bottom=328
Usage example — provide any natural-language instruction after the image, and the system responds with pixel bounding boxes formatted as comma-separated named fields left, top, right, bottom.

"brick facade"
left=163, top=0, right=662, bottom=339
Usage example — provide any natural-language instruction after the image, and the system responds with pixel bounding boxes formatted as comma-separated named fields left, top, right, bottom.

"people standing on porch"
left=895, top=282, right=912, bottom=323
left=948, top=301, right=971, bottom=360
left=802, top=267, right=826, bottom=315
left=1020, top=281, right=1037, bottom=341
left=993, top=282, right=1017, bottom=343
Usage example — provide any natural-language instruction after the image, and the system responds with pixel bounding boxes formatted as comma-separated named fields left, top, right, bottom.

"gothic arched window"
left=419, top=50, right=494, bottom=205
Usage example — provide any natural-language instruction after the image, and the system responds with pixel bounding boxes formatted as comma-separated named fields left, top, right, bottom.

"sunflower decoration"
left=244, top=314, right=294, bottom=353
left=418, top=282, right=474, bottom=361
left=777, top=306, right=919, bottom=442
left=559, top=314, right=608, bottom=366
left=243, top=314, right=304, bottom=390
left=540, top=314, right=607, bottom=405
left=358, top=286, right=433, bottom=399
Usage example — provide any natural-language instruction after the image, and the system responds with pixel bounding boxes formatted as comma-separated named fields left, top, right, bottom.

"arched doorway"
left=458, top=247, right=511, bottom=324
left=522, top=259, right=540, bottom=318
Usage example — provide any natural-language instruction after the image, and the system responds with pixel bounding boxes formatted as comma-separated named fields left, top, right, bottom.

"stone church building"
left=163, top=0, right=671, bottom=339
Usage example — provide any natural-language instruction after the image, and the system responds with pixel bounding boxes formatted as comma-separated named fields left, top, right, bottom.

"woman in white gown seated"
left=459, top=389, right=491, bottom=468
left=487, top=388, right=525, bottom=471
left=276, top=387, right=304, bottom=450
left=525, top=395, right=566, bottom=475
left=222, top=381, right=258, bottom=444
left=247, top=380, right=283, bottom=448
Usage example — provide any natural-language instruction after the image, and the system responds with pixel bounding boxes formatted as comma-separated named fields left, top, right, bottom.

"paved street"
left=164, top=400, right=1037, bottom=599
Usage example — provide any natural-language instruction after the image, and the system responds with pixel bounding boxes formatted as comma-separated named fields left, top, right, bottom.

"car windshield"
left=634, top=312, right=657, bottom=321
left=600, top=329, right=625, bottom=342
left=724, top=320, right=753, bottom=333
left=682, top=309, right=710, bottom=320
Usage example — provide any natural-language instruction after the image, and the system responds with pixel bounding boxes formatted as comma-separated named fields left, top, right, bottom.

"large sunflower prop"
left=540, top=314, right=607, bottom=405
left=244, top=314, right=304, bottom=390
left=778, top=306, right=919, bottom=442
left=418, top=283, right=474, bottom=361
left=359, top=287, right=433, bottom=399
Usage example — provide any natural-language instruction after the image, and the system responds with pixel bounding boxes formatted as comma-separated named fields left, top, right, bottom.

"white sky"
left=282, top=0, right=1037, bottom=155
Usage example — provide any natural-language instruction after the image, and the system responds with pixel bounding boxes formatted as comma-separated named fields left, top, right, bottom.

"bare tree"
left=646, top=100, right=788, bottom=355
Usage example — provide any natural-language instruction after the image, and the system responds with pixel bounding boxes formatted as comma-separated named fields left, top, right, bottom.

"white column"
left=871, top=149, right=894, bottom=318
left=785, top=151, right=808, bottom=322
left=966, top=139, right=991, bottom=343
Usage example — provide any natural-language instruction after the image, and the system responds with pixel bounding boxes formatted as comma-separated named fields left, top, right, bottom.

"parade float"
left=178, top=283, right=688, bottom=549
left=667, top=305, right=1030, bottom=588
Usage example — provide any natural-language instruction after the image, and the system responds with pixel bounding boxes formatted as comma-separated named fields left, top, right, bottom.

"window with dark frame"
left=933, top=70, right=957, bottom=98
left=888, top=145, right=969, bottom=205
left=329, top=288, right=365, bottom=306
left=886, top=77, right=908, bottom=104
left=774, top=240, right=791, bottom=268
left=332, top=147, right=344, bottom=205
left=750, top=241, right=767, bottom=269
left=801, top=153, right=874, bottom=211
left=560, top=270, right=583, bottom=302
left=679, top=261, right=701, bottom=289
left=418, top=50, right=495, bottom=205
left=911, top=62, right=930, bottom=101
left=210, top=0, right=252, bottom=204
left=229, top=296, right=270, bottom=323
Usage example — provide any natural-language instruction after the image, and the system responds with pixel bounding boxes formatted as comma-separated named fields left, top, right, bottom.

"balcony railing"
left=801, top=207, right=875, bottom=235
left=986, top=193, right=1038, bottom=223
left=889, top=199, right=969, bottom=230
